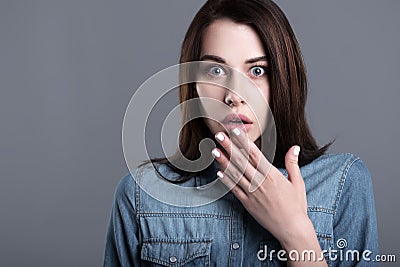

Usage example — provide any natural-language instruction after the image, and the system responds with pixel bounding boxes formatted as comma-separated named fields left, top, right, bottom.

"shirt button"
left=232, top=242, right=240, bottom=250
left=169, top=256, right=177, bottom=263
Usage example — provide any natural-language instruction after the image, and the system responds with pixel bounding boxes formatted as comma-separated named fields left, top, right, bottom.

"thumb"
left=285, top=145, right=303, bottom=186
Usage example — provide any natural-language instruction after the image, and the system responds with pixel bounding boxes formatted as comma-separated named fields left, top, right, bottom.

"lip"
left=221, top=113, right=253, bottom=132
left=222, top=123, right=253, bottom=132
left=222, top=113, right=253, bottom=124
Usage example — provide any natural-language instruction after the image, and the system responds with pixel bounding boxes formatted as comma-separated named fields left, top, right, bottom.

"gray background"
left=0, top=0, right=398, bottom=266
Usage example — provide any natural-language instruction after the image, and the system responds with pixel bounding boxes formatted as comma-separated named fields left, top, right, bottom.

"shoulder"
left=113, top=164, right=150, bottom=207
left=331, top=153, right=375, bottom=211
left=316, top=153, right=373, bottom=208
left=116, top=161, right=164, bottom=191
left=301, top=152, right=371, bottom=211
left=302, top=152, right=365, bottom=185
left=303, top=152, right=360, bottom=176
left=301, top=152, right=377, bottom=240
left=113, top=161, right=183, bottom=204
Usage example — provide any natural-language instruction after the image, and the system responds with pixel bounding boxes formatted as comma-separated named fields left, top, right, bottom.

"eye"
left=249, top=66, right=267, bottom=77
left=207, top=65, right=226, bottom=77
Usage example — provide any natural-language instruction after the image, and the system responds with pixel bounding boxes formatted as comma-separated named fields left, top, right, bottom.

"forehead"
left=200, top=18, right=265, bottom=59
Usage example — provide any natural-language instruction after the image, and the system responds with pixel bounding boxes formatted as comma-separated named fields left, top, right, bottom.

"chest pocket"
left=140, top=238, right=212, bottom=267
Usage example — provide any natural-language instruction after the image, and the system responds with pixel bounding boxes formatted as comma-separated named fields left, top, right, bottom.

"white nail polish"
left=212, top=149, right=221, bottom=158
left=233, top=128, right=240, bottom=136
left=293, top=146, right=300, bottom=156
left=217, top=171, right=224, bottom=178
left=216, top=133, right=224, bottom=141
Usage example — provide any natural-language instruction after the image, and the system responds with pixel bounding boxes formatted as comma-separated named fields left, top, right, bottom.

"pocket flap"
left=141, top=238, right=212, bottom=266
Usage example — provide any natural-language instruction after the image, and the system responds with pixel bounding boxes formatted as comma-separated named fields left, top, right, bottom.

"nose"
left=224, top=90, right=246, bottom=106
left=224, top=70, right=248, bottom=106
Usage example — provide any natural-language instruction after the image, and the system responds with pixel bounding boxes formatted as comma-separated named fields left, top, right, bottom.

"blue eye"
left=250, top=66, right=267, bottom=77
left=207, top=65, right=226, bottom=77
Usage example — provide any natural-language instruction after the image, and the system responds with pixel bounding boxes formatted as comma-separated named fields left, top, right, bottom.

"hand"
left=211, top=128, right=311, bottom=245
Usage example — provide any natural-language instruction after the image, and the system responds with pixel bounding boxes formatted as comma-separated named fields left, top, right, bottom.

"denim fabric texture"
left=103, top=153, right=379, bottom=266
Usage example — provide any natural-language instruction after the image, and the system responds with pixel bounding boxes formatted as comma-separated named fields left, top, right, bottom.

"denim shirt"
left=103, top=152, right=379, bottom=266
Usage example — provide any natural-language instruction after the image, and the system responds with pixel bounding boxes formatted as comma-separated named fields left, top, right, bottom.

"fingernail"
left=217, top=171, right=224, bottom=178
left=215, top=132, right=224, bottom=141
left=293, top=146, right=300, bottom=156
left=212, top=148, right=221, bottom=158
left=233, top=128, right=240, bottom=136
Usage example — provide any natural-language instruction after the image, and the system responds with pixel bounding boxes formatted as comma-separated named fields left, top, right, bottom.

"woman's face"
left=196, top=18, right=270, bottom=143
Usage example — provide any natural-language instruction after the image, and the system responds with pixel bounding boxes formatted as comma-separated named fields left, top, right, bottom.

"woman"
left=104, top=0, right=378, bottom=266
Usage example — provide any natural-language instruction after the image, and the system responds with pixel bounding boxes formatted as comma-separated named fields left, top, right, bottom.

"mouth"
left=221, top=113, right=253, bottom=132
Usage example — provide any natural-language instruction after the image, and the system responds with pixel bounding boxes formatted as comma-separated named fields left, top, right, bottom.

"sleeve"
left=332, top=157, right=379, bottom=266
left=103, top=173, right=142, bottom=267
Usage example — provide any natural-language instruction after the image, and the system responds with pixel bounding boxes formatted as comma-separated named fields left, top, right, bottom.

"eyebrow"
left=199, top=54, right=268, bottom=64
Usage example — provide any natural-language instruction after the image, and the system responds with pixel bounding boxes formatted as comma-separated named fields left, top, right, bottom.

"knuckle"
left=234, top=155, right=246, bottom=169
left=249, top=148, right=259, bottom=161
left=223, top=139, right=233, bottom=151
left=287, top=158, right=298, bottom=165
left=232, top=173, right=242, bottom=184
left=232, top=187, right=239, bottom=194
left=266, top=171, right=278, bottom=185
left=229, top=165, right=245, bottom=179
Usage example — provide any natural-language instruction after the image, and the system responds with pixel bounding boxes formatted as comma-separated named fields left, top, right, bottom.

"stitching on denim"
left=315, top=232, right=333, bottom=240
left=141, top=256, right=165, bottom=266
left=135, top=165, right=145, bottom=246
left=333, top=154, right=359, bottom=211
left=143, top=238, right=212, bottom=244
left=307, top=206, right=335, bottom=214
left=136, top=166, right=145, bottom=221
left=208, top=247, right=210, bottom=267
left=137, top=212, right=230, bottom=219
left=141, top=240, right=211, bottom=265
left=142, top=249, right=208, bottom=266
left=229, top=202, right=233, bottom=267
left=141, top=243, right=147, bottom=258
left=318, top=235, right=334, bottom=266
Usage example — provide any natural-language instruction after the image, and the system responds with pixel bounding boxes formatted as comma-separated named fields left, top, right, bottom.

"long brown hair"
left=140, top=0, right=334, bottom=181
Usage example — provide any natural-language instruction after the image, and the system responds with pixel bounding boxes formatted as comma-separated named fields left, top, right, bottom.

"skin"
left=199, top=18, right=328, bottom=266
left=196, top=18, right=270, bottom=143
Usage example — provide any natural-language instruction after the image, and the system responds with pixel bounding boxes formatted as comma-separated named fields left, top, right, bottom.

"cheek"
left=196, top=84, right=227, bottom=123
left=197, top=84, right=225, bottom=100
left=256, top=80, right=270, bottom=103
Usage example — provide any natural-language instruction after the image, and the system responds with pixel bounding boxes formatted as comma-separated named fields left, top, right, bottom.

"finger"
left=229, top=127, right=273, bottom=179
left=212, top=147, right=252, bottom=190
left=216, top=170, right=248, bottom=201
left=214, top=132, right=253, bottom=178
left=228, top=128, right=252, bottom=156
left=215, top=131, right=249, bottom=160
left=284, top=145, right=304, bottom=187
left=215, top=132, right=234, bottom=156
